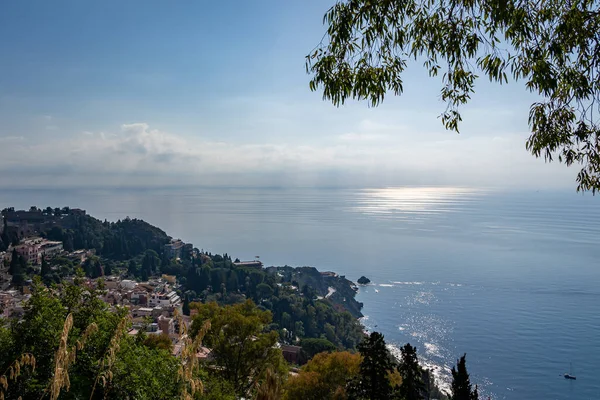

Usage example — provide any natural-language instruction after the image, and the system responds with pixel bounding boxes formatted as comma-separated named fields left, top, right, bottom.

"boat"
left=564, top=363, right=576, bottom=380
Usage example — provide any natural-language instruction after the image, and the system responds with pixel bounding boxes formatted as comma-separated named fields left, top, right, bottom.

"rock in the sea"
left=357, top=276, right=371, bottom=285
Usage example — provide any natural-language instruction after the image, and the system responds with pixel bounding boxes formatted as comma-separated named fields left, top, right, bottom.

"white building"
left=40, top=240, right=63, bottom=258
left=148, top=291, right=181, bottom=308
left=120, top=280, right=137, bottom=290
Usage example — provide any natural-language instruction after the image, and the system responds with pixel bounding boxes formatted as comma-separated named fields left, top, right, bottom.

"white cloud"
left=0, top=122, right=577, bottom=189
left=337, top=132, right=389, bottom=142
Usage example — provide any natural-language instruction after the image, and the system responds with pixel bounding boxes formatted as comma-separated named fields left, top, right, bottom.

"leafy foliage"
left=284, top=351, right=362, bottom=400
left=308, top=0, right=600, bottom=192
left=299, top=338, right=338, bottom=362
left=190, top=300, right=288, bottom=397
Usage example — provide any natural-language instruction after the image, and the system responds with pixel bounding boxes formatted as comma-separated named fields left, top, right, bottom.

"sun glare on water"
left=353, top=187, right=482, bottom=217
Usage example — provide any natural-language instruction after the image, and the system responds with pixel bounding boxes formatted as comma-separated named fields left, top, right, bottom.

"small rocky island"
left=357, top=275, right=371, bottom=285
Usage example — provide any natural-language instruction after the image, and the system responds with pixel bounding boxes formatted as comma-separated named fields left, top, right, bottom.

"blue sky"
left=0, top=0, right=577, bottom=189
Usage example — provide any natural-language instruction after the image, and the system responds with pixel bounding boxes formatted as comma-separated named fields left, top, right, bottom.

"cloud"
left=0, top=122, right=577, bottom=189
left=337, top=133, right=389, bottom=142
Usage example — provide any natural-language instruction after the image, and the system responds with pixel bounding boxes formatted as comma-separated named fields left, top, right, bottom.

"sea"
left=1, top=186, right=599, bottom=399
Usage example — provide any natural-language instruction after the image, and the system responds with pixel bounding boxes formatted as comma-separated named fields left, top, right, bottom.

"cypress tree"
left=9, top=249, right=19, bottom=275
left=450, top=354, right=479, bottom=400
left=348, top=332, right=394, bottom=399
left=40, top=255, right=50, bottom=279
left=10, top=251, right=25, bottom=287
left=182, top=295, right=191, bottom=316
left=397, top=343, right=425, bottom=400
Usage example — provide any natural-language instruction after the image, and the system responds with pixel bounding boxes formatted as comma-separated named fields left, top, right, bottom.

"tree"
left=40, top=255, right=51, bottom=280
left=182, top=295, right=191, bottom=316
left=8, top=249, right=19, bottom=275
left=300, top=338, right=337, bottom=362
left=284, top=351, right=362, bottom=400
left=128, top=259, right=138, bottom=277
left=141, top=249, right=160, bottom=278
left=109, top=337, right=182, bottom=399
left=347, top=332, right=394, bottom=400
left=190, top=300, right=287, bottom=397
left=397, top=343, right=425, bottom=400
left=10, top=249, right=25, bottom=287
left=143, top=333, right=174, bottom=353
left=256, top=283, right=274, bottom=300
left=450, top=354, right=479, bottom=400
left=308, top=0, right=600, bottom=192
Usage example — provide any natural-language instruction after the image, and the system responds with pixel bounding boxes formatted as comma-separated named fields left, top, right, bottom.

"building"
left=161, top=274, right=177, bottom=284
left=14, top=239, right=42, bottom=265
left=132, top=307, right=154, bottom=318
left=164, top=239, right=185, bottom=259
left=320, top=271, right=338, bottom=278
left=183, top=243, right=193, bottom=258
left=233, top=260, right=264, bottom=269
left=157, top=315, right=175, bottom=335
left=12, top=238, right=63, bottom=265
left=120, top=280, right=137, bottom=290
left=3, top=210, right=52, bottom=238
left=281, top=345, right=302, bottom=364
left=149, top=291, right=181, bottom=308
left=40, top=240, right=63, bottom=259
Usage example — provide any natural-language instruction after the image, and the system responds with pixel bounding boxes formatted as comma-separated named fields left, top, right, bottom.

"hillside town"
left=0, top=207, right=302, bottom=365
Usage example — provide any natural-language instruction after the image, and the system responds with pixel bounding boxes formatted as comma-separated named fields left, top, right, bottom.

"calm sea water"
left=2, top=187, right=599, bottom=399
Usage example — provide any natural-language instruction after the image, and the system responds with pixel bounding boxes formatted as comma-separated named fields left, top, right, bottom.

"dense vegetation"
left=0, top=277, right=268, bottom=399
left=0, top=277, right=479, bottom=400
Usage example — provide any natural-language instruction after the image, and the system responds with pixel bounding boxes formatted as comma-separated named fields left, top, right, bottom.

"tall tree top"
left=450, top=354, right=479, bottom=400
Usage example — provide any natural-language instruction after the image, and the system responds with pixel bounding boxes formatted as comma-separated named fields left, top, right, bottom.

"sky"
left=0, top=0, right=578, bottom=189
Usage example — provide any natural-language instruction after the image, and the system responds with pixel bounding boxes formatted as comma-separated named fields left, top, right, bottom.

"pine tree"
left=450, top=354, right=479, bottom=400
left=397, top=343, right=425, bottom=400
left=348, top=332, right=394, bottom=400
